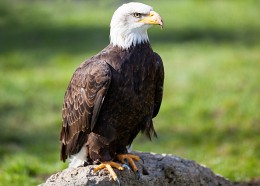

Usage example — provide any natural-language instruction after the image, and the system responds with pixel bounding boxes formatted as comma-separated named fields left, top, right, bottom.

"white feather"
left=69, top=144, right=88, bottom=168
left=110, top=2, right=153, bottom=49
left=127, top=144, right=133, bottom=153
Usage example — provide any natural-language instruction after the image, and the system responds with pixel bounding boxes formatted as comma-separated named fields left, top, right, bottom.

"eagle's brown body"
left=60, top=42, right=164, bottom=164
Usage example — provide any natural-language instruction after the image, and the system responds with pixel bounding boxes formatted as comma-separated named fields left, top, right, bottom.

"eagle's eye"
left=133, top=13, right=141, bottom=18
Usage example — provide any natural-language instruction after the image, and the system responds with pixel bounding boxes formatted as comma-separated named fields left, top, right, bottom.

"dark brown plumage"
left=59, top=3, right=164, bottom=173
left=60, top=42, right=164, bottom=164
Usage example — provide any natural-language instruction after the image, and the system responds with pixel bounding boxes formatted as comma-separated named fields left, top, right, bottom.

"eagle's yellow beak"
left=139, top=11, right=164, bottom=28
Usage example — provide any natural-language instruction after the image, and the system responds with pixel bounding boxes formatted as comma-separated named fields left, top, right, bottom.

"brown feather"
left=60, top=42, right=164, bottom=163
left=60, top=61, right=111, bottom=161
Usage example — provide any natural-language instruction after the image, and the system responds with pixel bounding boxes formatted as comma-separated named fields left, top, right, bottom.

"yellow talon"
left=93, top=161, right=123, bottom=182
left=128, top=154, right=140, bottom=161
left=93, top=163, right=106, bottom=172
left=109, top=161, right=124, bottom=170
left=117, top=154, right=140, bottom=173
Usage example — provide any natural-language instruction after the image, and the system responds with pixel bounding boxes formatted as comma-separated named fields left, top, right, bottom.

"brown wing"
left=153, top=52, right=164, bottom=118
left=60, top=60, right=111, bottom=162
left=141, top=52, right=164, bottom=140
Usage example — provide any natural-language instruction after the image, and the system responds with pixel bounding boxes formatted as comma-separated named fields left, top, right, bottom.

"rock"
left=41, top=151, right=233, bottom=186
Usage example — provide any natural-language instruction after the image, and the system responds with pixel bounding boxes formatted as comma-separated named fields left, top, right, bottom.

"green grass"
left=0, top=0, right=259, bottom=185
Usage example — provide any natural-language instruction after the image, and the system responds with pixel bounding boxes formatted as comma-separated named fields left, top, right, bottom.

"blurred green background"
left=0, top=0, right=259, bottom=185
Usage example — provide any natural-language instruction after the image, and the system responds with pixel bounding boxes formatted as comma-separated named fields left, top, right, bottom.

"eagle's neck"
left=110, top=26, right=150, bottom=49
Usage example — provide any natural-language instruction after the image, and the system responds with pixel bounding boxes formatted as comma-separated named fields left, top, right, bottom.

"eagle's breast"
left=92, top=43, right=158, bottom=147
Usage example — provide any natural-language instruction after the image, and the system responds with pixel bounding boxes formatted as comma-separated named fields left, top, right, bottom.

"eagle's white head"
left=110, top=2, right=163, bottom=49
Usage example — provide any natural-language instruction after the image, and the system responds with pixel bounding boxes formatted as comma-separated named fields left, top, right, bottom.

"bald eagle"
left=60, top=2, right=164, bottom=182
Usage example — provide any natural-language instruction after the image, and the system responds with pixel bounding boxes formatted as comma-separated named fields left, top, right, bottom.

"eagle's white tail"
left=69, top=144, right=88, bottom=168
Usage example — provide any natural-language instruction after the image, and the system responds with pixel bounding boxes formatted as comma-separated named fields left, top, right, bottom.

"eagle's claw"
left=136, top=170, right=141, bottom=180
left=88, top=167, right=94, bottom=175
left=122, top=159, right=131, bottom=171
left=116, top=177, right=121, bottom=186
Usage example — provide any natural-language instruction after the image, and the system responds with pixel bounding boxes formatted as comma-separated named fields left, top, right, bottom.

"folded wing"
left=60, top=61, right=111, bottom=161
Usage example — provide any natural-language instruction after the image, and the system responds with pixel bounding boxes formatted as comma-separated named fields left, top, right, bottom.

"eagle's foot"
left=117, top=154, right=140, bottom=178
left=93, top=161, right=123, bottom=183
left=121, top=159, right=131, bottom=171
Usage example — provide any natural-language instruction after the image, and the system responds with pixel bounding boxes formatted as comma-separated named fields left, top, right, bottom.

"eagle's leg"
left=117, top=154, right=140, bottom=177
left=93, top=161, right=123, bottom=182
